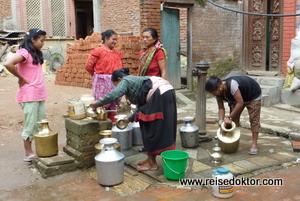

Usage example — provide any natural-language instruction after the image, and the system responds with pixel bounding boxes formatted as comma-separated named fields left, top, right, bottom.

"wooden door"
left=162, top=8, right=181, bottom=89
left=243, top=0, right=282, bottom=72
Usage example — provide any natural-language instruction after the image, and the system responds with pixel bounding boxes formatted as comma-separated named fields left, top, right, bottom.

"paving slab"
left=268, top=152, right=298, bottom=162
left=89, top=166, right=153, bottom=196
left=191, top=160, right=212, bottom=172
left=221, top=163, right=248, bottom=174
left=233, top=160, right=262, bottom=171
left=246, top=156, right=280, bottom=167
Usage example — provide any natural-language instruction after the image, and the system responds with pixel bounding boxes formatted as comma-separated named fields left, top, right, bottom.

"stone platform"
left=33, top=151, right=78, bottom=178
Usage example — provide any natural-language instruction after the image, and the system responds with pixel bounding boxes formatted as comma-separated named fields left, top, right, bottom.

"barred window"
left=24, top=0, right=67, bottom=37
left=26, top=0, right=43, bottom=30
left=51, top=0, right=67, bottom=36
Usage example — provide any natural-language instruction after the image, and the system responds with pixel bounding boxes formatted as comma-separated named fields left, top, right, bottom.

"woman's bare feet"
left=136, top=154, right=158, bottom=171
left=137, top=159, right=148, bottom=166
left=137, top=163, right=158, bottom=171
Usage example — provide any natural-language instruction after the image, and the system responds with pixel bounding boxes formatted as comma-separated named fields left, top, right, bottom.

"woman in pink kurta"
left=4, top=28, right=48, bottom=162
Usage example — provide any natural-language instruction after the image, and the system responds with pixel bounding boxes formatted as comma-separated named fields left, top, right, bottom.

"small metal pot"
left=116, top=118, right=129, bottom=130
left=86, top=107, right=107, bottom=121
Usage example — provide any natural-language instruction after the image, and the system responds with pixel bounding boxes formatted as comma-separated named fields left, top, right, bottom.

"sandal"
left=23, top=154, right=36, bottom=162
left=248, top=148, right=258, bottom=155
left=138, top=147, right=146, bottom=152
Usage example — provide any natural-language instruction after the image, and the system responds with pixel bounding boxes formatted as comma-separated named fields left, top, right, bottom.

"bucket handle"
left=162, top=157, right=189, bottom=175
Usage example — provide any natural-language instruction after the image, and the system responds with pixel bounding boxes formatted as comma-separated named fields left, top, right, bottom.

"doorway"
left=243, top=0, right=283, bottom=72
left=74, top=0, right=94, bottom=39
left=162, top=3, right=192, bottom=89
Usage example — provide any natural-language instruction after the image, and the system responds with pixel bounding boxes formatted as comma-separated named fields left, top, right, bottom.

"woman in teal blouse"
left=90, top=68, right=177, bottom=171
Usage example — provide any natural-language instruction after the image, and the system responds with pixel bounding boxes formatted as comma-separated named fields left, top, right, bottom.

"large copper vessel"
left=34, top=119, right=58, bottom=157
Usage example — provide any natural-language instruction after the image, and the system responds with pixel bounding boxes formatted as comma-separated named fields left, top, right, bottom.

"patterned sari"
left=138, top=41, right=167, bottom=76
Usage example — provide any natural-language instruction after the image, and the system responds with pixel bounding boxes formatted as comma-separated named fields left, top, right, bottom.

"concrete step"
left=260, top=84, right=281, bottom=106
left=251, top=76, right=285, bottom=88
left=281, top=88, right=300, bottom=107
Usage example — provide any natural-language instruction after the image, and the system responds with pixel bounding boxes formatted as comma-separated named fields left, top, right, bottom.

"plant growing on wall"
left=208, top=57, right=240, bottom=79
left=196, top=0, right=207, bottom=7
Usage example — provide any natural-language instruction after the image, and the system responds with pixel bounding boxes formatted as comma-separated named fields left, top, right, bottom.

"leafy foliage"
left=195, top=0, right=207, bottom=7
left=207, top=57, right=241, bottom=79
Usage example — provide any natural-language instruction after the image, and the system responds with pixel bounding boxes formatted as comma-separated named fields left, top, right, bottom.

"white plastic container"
left=68, top=99, right=86, bottom=120
left=211, top=168, right=234, bottom=198
left=80, top=94, right=95, bottom=109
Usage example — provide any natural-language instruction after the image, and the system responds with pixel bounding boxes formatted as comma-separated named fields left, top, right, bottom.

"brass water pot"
left=34, top=119, right=58, bottom=157
left=87, top=107, right=107, bottom=121
left=95, top=130, right=121, bottom=155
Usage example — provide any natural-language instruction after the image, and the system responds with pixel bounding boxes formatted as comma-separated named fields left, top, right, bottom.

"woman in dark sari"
left=90, top=68, right=177, bottom=171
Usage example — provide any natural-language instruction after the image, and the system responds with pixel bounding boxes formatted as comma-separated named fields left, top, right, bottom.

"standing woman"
left=205, top=75, right=262, bottom=155
left=85, top=30, right=123, bottom=122
left=138, top=28, right=167, bottom=79
left=90, top=68, right=177, bottom=171
left=138, top=28, right=167, bottom=152
left=4, top=29, right=48, bottom=162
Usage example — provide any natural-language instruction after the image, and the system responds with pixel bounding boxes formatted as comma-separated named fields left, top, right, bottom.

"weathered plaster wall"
left=0, top=0, right=11, bottom=20
left=0, top=0, right=12, bottom=29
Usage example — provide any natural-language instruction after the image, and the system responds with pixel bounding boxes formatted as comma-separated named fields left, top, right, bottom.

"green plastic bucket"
left=161, top=150, right=189, bottom=181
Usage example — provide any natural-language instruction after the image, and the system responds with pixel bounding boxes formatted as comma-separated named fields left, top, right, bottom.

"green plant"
left=207, top=57, right=240, bottom=79
left=195, top=0, right=207, bottom=7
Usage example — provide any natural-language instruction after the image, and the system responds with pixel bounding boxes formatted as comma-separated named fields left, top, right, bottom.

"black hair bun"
left=122, top=68, right=130, bottom=75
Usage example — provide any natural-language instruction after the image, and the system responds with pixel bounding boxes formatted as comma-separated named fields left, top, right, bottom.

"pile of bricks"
left=55, top=32, right=141, bottom=88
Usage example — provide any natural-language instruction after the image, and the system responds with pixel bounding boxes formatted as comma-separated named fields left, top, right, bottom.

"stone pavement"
left=82, top=93, right=300, bottom=200
left=1, top=92, right=300, bottom=200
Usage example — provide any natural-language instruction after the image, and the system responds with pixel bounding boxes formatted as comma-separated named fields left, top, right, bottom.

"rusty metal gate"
left=243, top=0, right=283, bottom=72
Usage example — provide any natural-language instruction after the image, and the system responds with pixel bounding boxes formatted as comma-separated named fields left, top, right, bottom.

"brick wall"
left=283, top=0, right=297, bottom=75
left=100, top=0, right=140, bottom=36
left=192, top=0, right=242, bottom=64
left=54, top=33, right=141, bottom=88
left=180, top=8, right=188, bottom=54
left=140, top=0, right=162, bottom=36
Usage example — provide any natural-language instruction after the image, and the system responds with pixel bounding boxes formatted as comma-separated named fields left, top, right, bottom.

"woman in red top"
left=138, top=28, right=168, bottom=152
left=85, top=30, right=123, bottom=122
left=138, top=28, right=167, bottom=79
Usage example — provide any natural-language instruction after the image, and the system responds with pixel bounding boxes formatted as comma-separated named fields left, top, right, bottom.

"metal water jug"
left=34, top=119, right=58, bottom=157
left=112, top=115, right=132, bottom=150
left=179, top=117, right=199, bottom=148
left=130, top=104, right=142, bottom=146
left=95, top=138, right=124, bottom=186
left=130, top=121, right=142, bottom=146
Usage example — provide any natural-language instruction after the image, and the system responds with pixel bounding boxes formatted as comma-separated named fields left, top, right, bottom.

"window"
left=22, top=0, right=67, bottom=37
